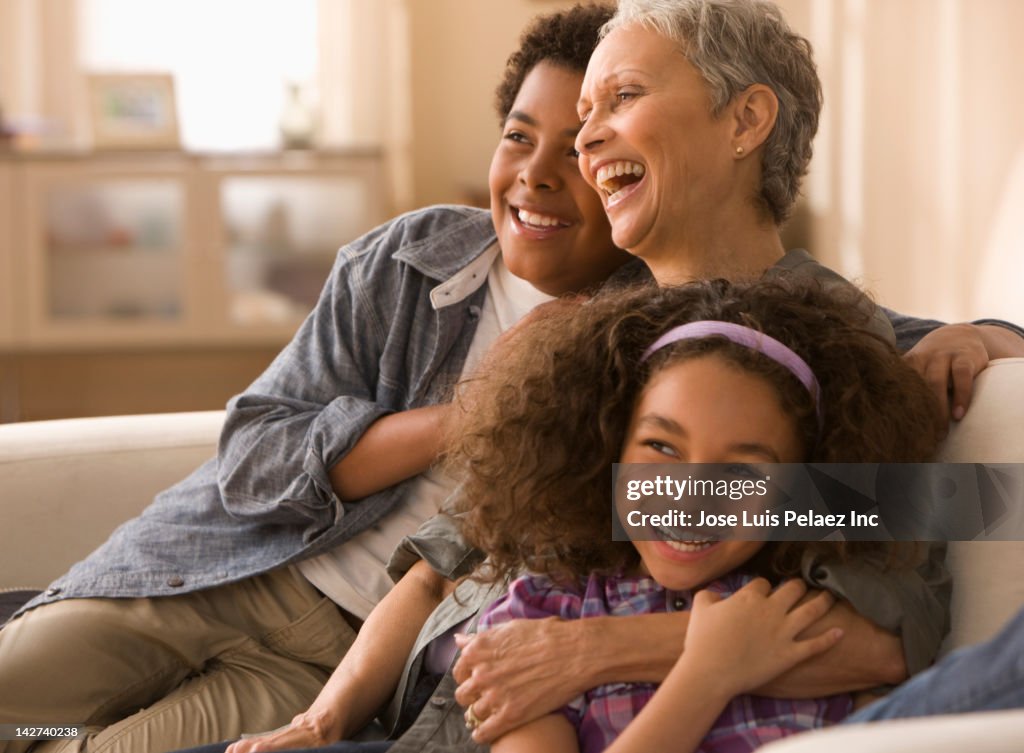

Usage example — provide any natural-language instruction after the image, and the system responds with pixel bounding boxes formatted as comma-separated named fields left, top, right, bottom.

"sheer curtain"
left=795, top=0, right=1024, bottom=323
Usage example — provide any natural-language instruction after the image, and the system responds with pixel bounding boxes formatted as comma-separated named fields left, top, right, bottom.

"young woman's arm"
left=224, top=559, right=450, bottom=753
left=330, top=298, right=589, bottom=502
left=454, top=592, right=898, bottom=743
left=492, top=714, right=581, bottom=753
left=328, top=404, right=450, bottom=502
left=215, top=209, right=488, bottom=524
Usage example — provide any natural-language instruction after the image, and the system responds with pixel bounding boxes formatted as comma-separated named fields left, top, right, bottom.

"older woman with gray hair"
left=452, top=0, right=1024, bottom=744
left=570, top=0, right=1021, bottom=394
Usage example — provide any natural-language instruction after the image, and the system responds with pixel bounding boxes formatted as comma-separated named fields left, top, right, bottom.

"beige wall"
left=795, top=0, right=1024, bottom=322
left=404, top=0, right=582, bottom=211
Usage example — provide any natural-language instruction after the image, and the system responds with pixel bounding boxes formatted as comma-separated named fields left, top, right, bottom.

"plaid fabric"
left=479, top=572, right=852, bottom=753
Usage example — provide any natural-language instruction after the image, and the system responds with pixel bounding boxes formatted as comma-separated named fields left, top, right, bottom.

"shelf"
left=0, top=151, right=388, bottom=418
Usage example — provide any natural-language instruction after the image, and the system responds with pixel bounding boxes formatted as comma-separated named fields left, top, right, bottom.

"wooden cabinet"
left=0, top=149, right=388, bottom=421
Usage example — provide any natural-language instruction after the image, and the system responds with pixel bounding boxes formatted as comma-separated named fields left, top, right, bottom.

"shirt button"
left=430, top=697, right=447, bottom=708
left=467, top=305, right=481, bottom=319
left=673, top=597, right=687, bottom=610
left=166, top=576, right=185, bottom=588
left=45, top=587, right=62, bottom=596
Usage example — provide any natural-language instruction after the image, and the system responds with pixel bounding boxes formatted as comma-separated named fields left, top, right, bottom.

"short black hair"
left=494, top=3, right=614, bottom=122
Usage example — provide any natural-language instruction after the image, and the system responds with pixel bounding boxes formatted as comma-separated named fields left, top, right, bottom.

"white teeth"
left=663, top=540, right=715, bottom=552
left=596, top=161, right=645, bottom=194
left=516, top=209, right=567, bottom=228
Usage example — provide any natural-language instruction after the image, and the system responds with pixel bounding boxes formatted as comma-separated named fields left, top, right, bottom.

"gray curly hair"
left=604, top=0, right=822, bottom=225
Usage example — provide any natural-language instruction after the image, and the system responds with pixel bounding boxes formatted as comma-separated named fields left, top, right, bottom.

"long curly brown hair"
left=448, top=277, right=941, bottom=586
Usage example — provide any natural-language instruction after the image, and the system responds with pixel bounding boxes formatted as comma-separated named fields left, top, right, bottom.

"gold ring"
left=464, top=704, right=481, bottom=731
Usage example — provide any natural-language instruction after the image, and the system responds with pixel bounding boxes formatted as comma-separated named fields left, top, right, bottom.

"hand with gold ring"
left=464, top=702, right=484, bottom=731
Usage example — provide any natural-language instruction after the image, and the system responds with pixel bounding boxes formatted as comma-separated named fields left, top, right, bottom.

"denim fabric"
left=887, top=312, right=1024, bottom=351
left=776, top=249, right=1024, bottom=347
left=18, top=206, right=497, bottom=614
left=382, top=514, right=503, bottom=737
left=845, top=604, right=1024, bottom=722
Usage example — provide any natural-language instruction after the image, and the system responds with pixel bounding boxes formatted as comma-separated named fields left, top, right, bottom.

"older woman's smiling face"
left=576, top=24, right=740, bottom=263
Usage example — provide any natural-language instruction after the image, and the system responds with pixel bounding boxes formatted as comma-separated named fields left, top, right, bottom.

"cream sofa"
left=1, top=359, right=1023, bottom=749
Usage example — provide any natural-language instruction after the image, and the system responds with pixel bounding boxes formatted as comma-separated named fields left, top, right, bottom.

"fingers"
left=785, top=588, right=835, bottom=633
left=949, top=354, right=979, bottom=421
left=453, top=634, right=488, bottom=708
left=729, top=577, right=772, bottom=598
left=904, top=324, right=990, bottom=430
left=769, top=578, right=809, bottom=611
left=792, top=626, right=844, bottom=663
left=692, top=588, right=723, bottom=608
left=920, top=356, right=953, bottom=428
left=452, top=632, right=477, bottom=684
left=471, top=711, right=507, bottom=744
left=460, top=692, right=510, bottom=744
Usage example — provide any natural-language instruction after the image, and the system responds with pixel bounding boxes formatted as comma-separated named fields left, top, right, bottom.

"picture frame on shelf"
left=87, top=73, right=180, bottom=150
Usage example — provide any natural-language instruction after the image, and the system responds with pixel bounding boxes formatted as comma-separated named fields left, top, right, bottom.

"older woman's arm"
left=452, top=595, right=903, bottom=744
left=454, top=545, right=947, bottom=743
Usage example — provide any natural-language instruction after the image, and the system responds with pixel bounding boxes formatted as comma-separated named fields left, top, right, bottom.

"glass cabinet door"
left=43, top=180, right=185, bottom=322
left=220, top=175, right=373, bottom=326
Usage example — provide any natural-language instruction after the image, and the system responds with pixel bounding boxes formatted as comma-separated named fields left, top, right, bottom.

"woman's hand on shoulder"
left=904, top=322, right=1024, bottom=428
left=678, top=579, right=844, bottom=699
left=902, top=323, right=991, bottom=429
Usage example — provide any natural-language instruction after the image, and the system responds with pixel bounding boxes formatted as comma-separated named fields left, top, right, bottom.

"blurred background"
left=0, top=0, right=1021, bottom=422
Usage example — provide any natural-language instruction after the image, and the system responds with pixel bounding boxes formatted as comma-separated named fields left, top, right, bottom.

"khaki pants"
left=0, top=568, right=356, bottom=753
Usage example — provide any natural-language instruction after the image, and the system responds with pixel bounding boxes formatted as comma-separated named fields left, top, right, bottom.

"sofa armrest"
left=0, top=411, right=224, bottom=590
left=933, top=358, right=1024, bottom=654
left=764, top=360, right=1024, bottom=751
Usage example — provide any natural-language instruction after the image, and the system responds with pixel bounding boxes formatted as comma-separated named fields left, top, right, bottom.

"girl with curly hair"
left=451, top=276, right=941, bottom=753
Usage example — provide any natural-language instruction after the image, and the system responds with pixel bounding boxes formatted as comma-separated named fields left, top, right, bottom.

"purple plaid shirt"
left=478, top=572, right=852, bottom=753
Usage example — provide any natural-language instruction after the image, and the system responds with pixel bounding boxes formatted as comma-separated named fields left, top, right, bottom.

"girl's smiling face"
left=489, top=61, right=629, bottom=296
left=620, top=354, right=805, bottom=591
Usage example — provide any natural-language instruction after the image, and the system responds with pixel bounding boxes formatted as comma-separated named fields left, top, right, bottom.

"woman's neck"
left=639, top=222, right=786, bottom=286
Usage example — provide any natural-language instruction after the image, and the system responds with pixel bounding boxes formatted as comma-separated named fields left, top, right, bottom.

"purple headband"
left=641, top=321, right=823, bottom=424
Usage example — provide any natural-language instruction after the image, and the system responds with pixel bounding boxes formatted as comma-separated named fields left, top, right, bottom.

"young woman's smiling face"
left=620, top=354, right=805, bottom=591
left=490, top=61, right=629, bottom=296
left=575, top=24, right=738, bottom=262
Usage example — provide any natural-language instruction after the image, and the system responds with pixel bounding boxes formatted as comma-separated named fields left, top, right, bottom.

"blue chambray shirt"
left=19, top=206, right=499, bottom=614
